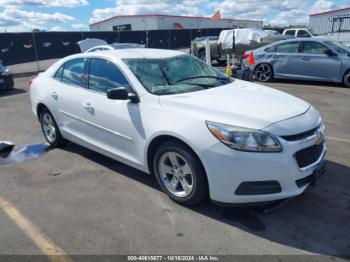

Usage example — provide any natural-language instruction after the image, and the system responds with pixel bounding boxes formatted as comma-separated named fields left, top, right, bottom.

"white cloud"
left=0, top=7, right=75, bottom=31
left=310, top=0, right=337, bottom=14
left=72, top=23, right=86, bottom=30
left=51, top=25, right=65, bottom=31
left=0, top=0, right=88, bottom=8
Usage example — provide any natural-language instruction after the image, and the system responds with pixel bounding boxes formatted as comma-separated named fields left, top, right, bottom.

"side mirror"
left=324, top=49, right=337, bottom=56
left=107, top=87, right=139, bottom=103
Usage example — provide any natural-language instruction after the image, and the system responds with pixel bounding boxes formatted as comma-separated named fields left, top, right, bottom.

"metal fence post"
left=31, top=30, right=40, bottom=73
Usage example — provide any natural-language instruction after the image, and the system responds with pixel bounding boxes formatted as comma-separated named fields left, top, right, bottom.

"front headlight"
left=206, top=121, right=282, bottom=152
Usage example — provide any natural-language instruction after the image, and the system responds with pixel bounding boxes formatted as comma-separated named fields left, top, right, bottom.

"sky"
left=0, top=0, right=348, bottom=32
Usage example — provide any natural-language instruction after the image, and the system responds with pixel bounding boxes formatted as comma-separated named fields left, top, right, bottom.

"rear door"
left=50, top=58, right=88, bottom=140
left=297, top=41, right=341, bottom=81
left=272, top=41, right=303, bottom=79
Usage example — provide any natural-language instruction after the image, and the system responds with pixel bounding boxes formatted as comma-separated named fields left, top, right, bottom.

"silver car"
left=243, top=38, right=350, bottom=87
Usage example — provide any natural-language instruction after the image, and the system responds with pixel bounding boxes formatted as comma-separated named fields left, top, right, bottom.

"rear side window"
left=275, top=42, right=300, bottom=53
left=53, top=66, right=63, bottom=81
left=284, top=30, right=296, bottom=36
left=88, top=58, right=131, bottom=94
left=61, top=59, right=87, bottom=87
left=297, top=30, right=311, bottom=37
left=302, top=42, right=328, bottom=54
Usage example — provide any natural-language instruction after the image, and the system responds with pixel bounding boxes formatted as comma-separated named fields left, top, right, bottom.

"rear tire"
left=153, top=141, right=208, bottom=206
left=254, top=63, right=274, bottom=82
left=343, top=70, right=350, bottom=88
left=39, top=108, right=66, bottom=147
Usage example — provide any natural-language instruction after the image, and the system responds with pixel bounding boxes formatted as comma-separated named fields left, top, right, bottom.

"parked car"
left=0, top=60, right=14, bottom=91
left=243, top=38, right=350, bottom=87
left=30, top=48, right=326, bottom=206
left=77, top=38, right=145, bottom=53
left=85, top=43, right=145, bottom=53
left=191, top=33, right=292, bottom=63
left=282, top=28, right=314, bottom=38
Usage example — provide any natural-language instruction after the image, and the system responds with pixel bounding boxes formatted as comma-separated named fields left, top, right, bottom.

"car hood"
left=159, top=80, right=310, bottom=130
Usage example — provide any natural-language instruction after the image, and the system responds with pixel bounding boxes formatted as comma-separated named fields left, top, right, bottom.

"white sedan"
left=30, top=48, right=326, bottom=206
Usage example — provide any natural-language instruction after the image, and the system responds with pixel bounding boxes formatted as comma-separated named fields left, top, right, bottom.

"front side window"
left=275, top=42, right=300, bottom=53
left=88, top=58, right=131, bottom=93
left=61, top=59, right=87, bottom=87
left=123, top=54, right=232, bottom=95
left=302, top=42, right=328, bottom=54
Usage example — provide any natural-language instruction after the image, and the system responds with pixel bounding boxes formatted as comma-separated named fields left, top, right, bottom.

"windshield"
left=123, top=54, right=232, bottom=95
left=325, top=41, right=350, bottom=55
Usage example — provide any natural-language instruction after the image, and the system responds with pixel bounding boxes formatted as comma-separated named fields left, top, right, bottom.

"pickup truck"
left=282, top=28, right=314, bottom=38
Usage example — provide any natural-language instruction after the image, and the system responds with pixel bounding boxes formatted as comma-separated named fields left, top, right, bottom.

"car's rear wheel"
left=153, top=141, right=208, bottom=206
left=254, top=63, right=274, bottom=82
left=40, top=108, right=66, bottom=147
left=343, top=70, right=350, bottom=88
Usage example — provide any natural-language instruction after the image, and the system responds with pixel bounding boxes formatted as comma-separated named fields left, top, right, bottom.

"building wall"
left=309, top=8, right=350, bottom=35
left=90, top=15, right=263, bottom=32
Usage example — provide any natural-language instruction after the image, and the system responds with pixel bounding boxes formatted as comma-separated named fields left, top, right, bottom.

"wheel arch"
left=36, top=103, right=48, bottom=119
left=146, top=135, right=208, bottom=181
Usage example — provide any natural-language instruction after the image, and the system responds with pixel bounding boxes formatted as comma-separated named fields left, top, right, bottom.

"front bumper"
left=200, top=129, right=327, bottom=204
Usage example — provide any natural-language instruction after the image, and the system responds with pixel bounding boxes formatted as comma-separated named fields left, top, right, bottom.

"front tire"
left=153, top=141, right=208, bottom=206
left=40, top=108, right=66, bottom=147
left=254, top=63, right=274, bottom=82
left=343, top=70, right=350, bottom=88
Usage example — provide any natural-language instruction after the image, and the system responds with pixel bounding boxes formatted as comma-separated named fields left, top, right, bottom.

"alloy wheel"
left=158, top=152, right=194, bottom=198
left=41, top=113, right=56, bottom=144
left=255, top=64, right=272, bottom=82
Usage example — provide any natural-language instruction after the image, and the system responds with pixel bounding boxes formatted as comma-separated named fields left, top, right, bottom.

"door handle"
left=84, top=102, right=94, bottom=111
left=301, top=57, right=311, bottom=61
left=51, top=92, right=58, bottom=99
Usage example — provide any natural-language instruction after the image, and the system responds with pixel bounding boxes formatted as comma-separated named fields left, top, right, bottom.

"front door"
left=80, top=58, right=143, bottom=165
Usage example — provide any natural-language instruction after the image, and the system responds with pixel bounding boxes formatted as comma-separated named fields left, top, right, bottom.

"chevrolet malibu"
left=30, top=49, right=326, bottom=206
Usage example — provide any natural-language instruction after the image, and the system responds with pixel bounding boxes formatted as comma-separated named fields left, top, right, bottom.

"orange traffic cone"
left=248, top=52, right=255, bottom=65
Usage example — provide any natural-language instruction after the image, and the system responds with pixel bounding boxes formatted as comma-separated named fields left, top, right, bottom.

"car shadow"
left=61, top=143, right=350, bottom=258
left=0, top=88, right=26, bottom=97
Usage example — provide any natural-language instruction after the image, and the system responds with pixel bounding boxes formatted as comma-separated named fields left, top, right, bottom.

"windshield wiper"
left=172, top=76, right=230, bottom=84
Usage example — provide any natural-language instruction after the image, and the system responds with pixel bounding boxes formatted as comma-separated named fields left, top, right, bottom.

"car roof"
left=71, top=48, right=186, bottom=60
left=274, top=37, right=330, bottom=44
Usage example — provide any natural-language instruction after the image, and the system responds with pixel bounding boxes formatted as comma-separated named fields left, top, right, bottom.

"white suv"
left=30, top=48, right=326, bottom=206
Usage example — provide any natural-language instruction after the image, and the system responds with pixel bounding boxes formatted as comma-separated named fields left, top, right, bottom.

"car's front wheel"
left=343, top=70, right=350, bottom=88
left=153, top=141, right=208, bottom=206
left=254, top=63, right=274, bottom=82
left=40, top=108, right=66, bottom=147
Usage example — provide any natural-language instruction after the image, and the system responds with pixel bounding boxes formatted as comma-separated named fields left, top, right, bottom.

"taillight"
left=242, top=53, right=250, bottom=60
left=29, top=76, right=36, bottom=86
